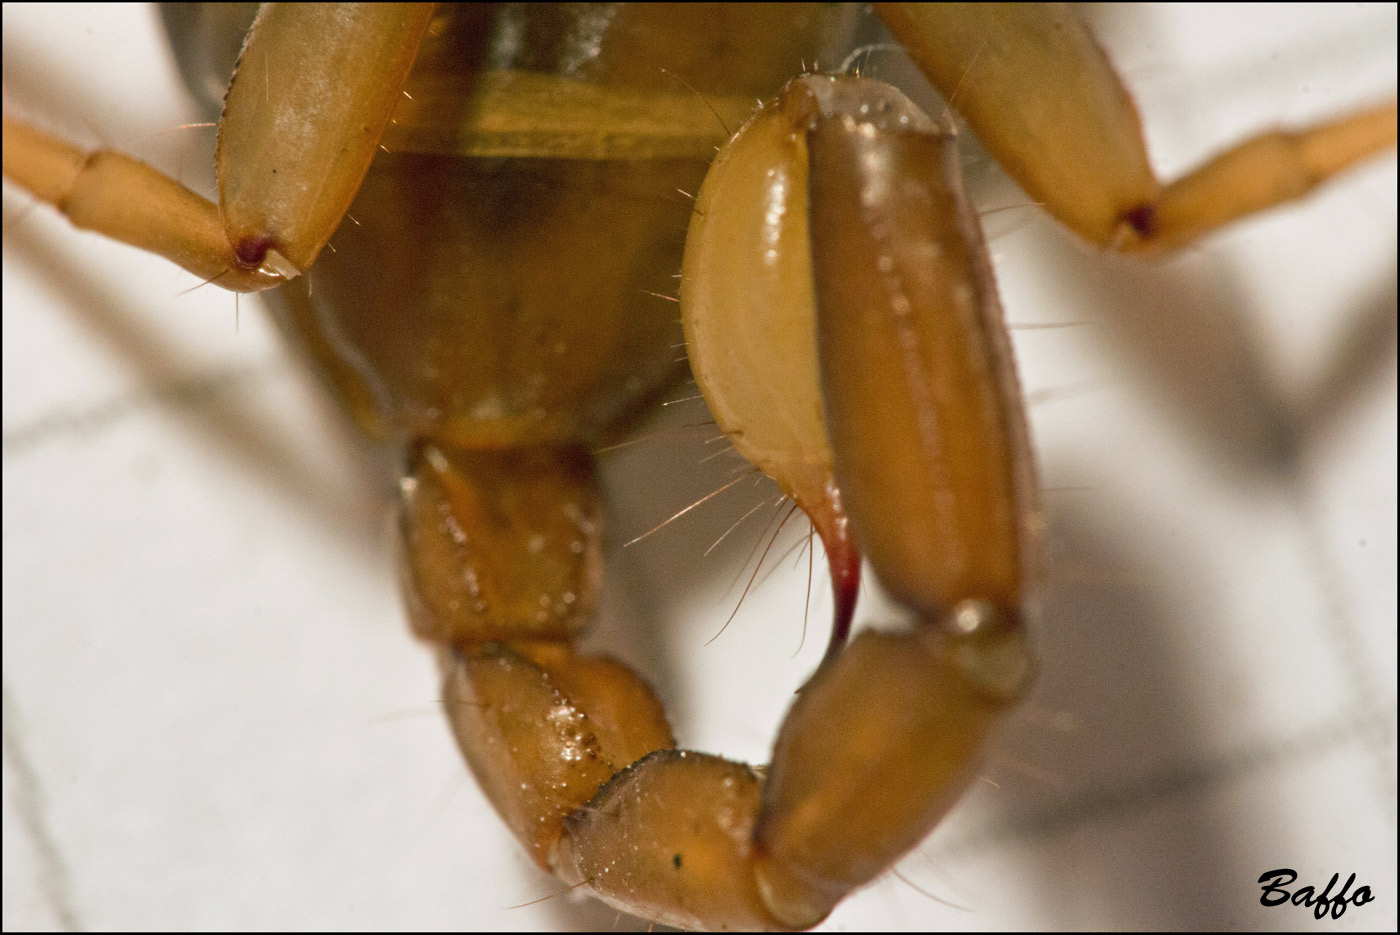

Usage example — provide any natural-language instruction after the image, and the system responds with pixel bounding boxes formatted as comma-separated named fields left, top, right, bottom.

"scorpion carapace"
left=2, top=3, right=1394, bottom=930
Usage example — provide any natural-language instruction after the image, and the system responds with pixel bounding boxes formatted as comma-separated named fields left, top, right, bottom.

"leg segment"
left=877, top=3, right=1397, bottom=251
left=2, top=4, right=433, bottom=289
left=2, top=116, right=277, bottom=291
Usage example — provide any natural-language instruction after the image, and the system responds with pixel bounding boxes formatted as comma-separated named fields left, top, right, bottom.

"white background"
left=4, top=4, right=1396, bottom=931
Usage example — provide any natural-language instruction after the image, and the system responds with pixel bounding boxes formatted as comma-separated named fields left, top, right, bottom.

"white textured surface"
left=4, top=4, right=1396, bottom=931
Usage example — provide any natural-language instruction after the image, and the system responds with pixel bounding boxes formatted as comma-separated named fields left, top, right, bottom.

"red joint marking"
left=233, top=235, right=272, bottom=268
left=1122, top=203, right=1157, bottom=238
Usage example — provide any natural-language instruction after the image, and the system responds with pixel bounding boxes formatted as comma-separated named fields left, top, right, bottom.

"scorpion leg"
left=877, top=2, right=1397, bottom=251
left=1, top=115, right=277, bottom=291
left=2, top=4, right=434, bottom=289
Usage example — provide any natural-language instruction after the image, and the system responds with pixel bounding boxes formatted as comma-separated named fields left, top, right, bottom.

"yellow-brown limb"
left=876, top=2, right=1157, bottom=247
left=216, top=3, right=434, bottom=275
left=877, top=3, right=1397, bottom=252
left=1133, top=101, right=1399, bottom=251
left=2, top=114, right=280, bottom=291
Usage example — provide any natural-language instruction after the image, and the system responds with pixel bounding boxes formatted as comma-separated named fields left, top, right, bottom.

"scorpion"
left=3, top=3, right=1395, bottom=929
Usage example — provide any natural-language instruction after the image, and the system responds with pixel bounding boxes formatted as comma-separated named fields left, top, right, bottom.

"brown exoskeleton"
left=3, top=4, right=1395, bottom=930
